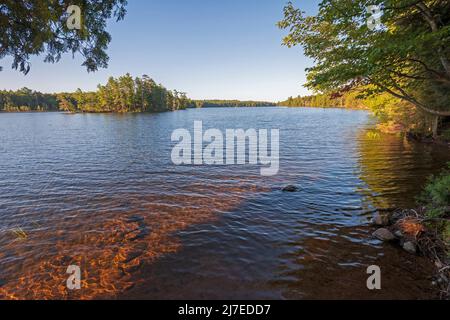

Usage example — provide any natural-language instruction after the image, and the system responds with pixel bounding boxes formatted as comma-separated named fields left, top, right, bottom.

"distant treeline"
left=194, top=100, right=274, bottom=108
left=0, top=88, right=59, bottom=112
left=1, top=77, right=274, bottom=113
left=279, top=88, right=447, bottom=136
left=1, top=74, right=196, bottom=113
left=278, top=91, right=367, bottom=109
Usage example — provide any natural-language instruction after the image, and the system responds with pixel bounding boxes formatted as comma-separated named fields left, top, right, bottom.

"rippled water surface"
left=1, top=108, right=449, bottom=299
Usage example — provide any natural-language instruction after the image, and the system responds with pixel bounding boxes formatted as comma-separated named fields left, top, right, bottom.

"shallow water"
left=0, top=107, right=449, bottom=299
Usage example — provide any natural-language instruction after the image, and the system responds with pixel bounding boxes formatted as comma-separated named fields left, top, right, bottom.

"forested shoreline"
left=278, top=91, right=366, bottom=110
left=1, top=74, right=195, bottom=113
left=279, top=89, right=450, bottom=140
left=0, top=88, right=59, bottom=112
left=1, top=75, right=275, bottom=113
left=194, top=100, right=274, bottom=108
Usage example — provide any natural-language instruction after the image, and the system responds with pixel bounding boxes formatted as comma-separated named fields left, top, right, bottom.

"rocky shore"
left=371, top=208, right=449, bottom=299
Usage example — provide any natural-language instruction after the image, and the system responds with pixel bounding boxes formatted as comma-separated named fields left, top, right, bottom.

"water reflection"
left=358, top=130, right=450, bottom=209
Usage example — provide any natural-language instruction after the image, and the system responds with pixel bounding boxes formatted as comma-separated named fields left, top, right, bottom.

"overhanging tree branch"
left=368, top=76, right=450, bottom=116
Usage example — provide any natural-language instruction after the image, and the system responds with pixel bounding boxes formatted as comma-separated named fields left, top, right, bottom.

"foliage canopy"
left=278, top=0, right=450, bottom=116
left=0, top=0, right=127, bottom=74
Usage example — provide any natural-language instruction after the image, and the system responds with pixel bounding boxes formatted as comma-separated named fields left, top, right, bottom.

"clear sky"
left=0, top=0, right=319, bottom=102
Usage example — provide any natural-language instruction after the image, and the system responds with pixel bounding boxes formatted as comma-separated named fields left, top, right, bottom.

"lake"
left=0, top=107, right=449, bottom=299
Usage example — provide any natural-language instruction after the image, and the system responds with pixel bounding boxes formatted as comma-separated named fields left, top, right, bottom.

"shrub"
left=441, top=129, right=450, bottom=141
left=420, top=164, right=450, bottom=219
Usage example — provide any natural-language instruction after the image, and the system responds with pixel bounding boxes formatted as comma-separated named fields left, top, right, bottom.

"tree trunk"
left=432, top=115, right=440, bottom=139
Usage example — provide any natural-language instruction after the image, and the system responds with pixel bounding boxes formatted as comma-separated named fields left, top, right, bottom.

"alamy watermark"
left=367, top=4, right=384, bottom=30
left=366, top=265, right=381, bottom=290
left=66, top=5, right=82, bottom=30
left=66, top=265, right=81, bottom=290
left=171, top=121, right=280, bottom=176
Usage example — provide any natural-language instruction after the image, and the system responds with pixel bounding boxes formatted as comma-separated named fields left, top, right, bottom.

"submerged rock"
left=282, top=185, right=299, bottom=192
left=373, top=228, right=396, bottom=241
left=126, top=215, right=145, bottom=223
left=403, top=241, right=417, bottom=254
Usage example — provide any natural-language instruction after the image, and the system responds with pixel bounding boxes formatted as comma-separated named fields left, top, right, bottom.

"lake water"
left=0, top=107, right=449, bottom=299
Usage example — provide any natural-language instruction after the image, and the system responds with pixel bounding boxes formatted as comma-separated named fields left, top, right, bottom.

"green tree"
left=0, top=0, right=127, bottom=74
left=53, top=74, right=193, bottom=113
left=279, top=0, right=450, bottom=137
left=0, top=88, right=58, bottom=111
left=56, top=93, right=78, bottom=112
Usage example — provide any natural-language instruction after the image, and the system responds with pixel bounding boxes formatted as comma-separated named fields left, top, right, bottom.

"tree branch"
left=368, top=77, right=450, bottom=116
left=415, top=2, right=450, bottom=76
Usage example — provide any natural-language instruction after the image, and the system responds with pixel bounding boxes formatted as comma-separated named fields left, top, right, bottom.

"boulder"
left=373, top=228, right=395, bottom=241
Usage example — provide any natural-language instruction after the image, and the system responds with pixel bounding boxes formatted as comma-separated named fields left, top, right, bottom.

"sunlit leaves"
left=279, top=0, right=450, bottom=115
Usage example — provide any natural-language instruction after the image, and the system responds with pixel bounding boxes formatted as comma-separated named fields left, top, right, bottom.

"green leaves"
left=420, top=164, right=450, bottom=218
left=279, top=0, right=450, bottom=116
left=0, top=0, right=128, bottom=74
left=57, top=74, right=194, bottom=113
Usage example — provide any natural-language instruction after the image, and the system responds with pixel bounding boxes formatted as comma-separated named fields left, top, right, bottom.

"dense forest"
left=1, top=74, right=195, bottom=113
left=194, top=100, right=274, bottom=108
left=57, top=74, right=195, bottom=113
left=278, top=91, right=366, bottom=109
left=1, top=81, right=275, bottom=113
left=0, top=88, right=59, bottom=112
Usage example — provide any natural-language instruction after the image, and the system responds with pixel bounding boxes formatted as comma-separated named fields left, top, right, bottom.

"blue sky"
left=0, top=0, right=319, bottom=101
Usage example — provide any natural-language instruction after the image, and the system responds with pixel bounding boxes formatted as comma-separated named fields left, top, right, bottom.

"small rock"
left=394, top=230, right=403, bottom=238
left=282, top=185, right=299, bottom=192
left=389, top=211, right=403, bottom=224
left=372, top=213, right=390, bottom=226
left=373, top=228, right=395, bottom=241
left=403, top=241, right=417, bottom=254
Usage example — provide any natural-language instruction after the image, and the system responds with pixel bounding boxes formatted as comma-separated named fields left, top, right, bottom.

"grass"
left=366, top=130, right=381, bottom=140
left=10, top=227, right=28, bottom=241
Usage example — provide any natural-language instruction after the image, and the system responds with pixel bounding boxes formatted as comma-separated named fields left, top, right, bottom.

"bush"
left=420, top=164, right=450, bottom=219
left=441, top=129, right=450, bottom=141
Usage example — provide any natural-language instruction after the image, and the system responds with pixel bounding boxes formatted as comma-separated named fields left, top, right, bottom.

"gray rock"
left=389, top=211, right=403, bottom=224
left=394, top=230, right=404, bottom=238
left=282, top=185, right=299, bottom=192
left=403, top=241, right=417, bottom=254
left=373, top=228, right=395, bottom=241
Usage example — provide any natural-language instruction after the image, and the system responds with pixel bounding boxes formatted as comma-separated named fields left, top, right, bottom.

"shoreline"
left=277, top=105, right=368, bottom=111
left=371, top=208, right=449, bottom=299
